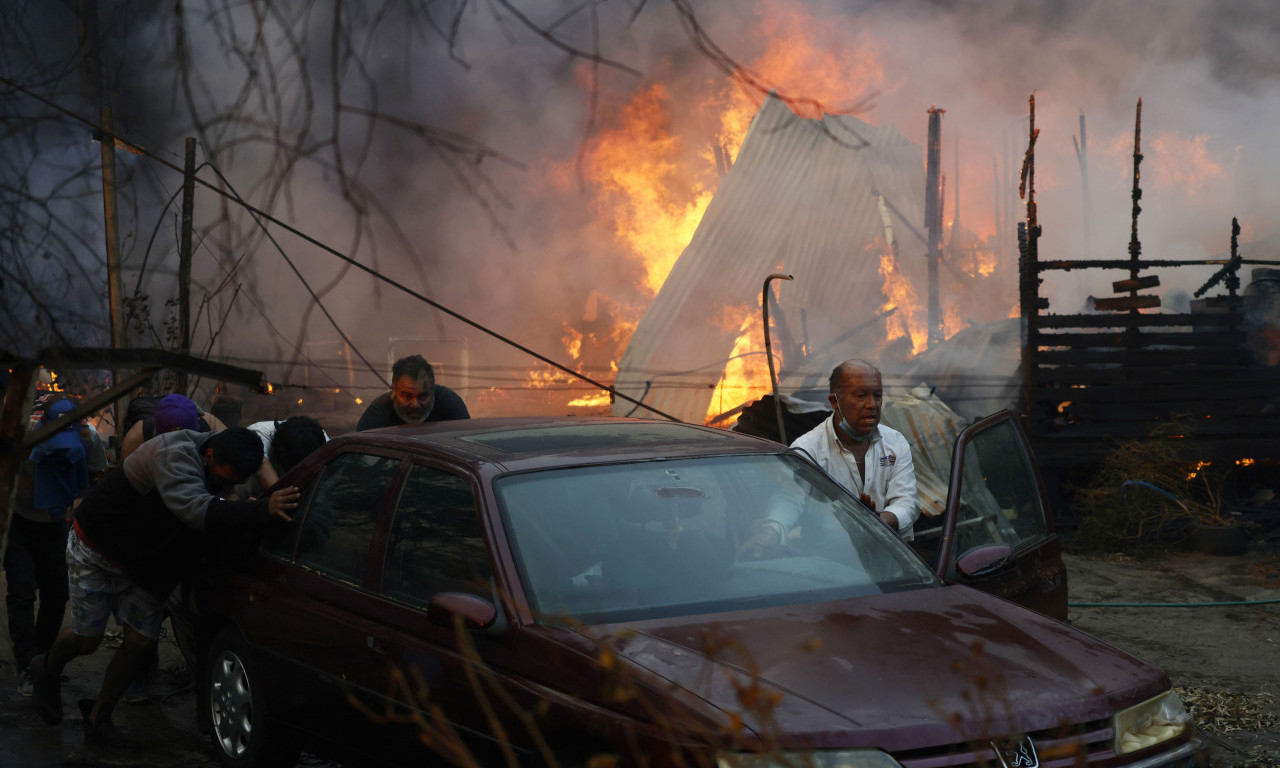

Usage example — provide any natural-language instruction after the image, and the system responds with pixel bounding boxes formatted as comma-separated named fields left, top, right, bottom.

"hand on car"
left=738, top=521, right=784, bottom=558
left=878, top=510, right=898, bottom=531
left=267, top=486, right=301, bottom=522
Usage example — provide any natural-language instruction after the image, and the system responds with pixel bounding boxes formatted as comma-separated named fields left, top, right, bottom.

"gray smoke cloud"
left=6, top=0, right=1280, bottom=419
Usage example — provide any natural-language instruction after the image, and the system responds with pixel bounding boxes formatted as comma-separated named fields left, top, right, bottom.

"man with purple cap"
left=154, top=394, right=200, bottom=433
left=119, top=393, right=222, bottom=461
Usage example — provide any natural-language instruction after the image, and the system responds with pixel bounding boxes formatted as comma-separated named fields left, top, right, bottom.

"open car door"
left=910, top=410, right=1068, bottom=620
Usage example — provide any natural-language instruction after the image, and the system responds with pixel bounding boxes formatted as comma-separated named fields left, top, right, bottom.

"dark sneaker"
left=79, top=699, right=140, bottom=751
left=18, top=668, right=33, bottom=697
left=122, top=676, right=150, bottom=705
left=28, top=653, right=62, bottom=724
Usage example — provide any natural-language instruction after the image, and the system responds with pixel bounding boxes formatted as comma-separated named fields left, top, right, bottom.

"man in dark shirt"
left=28, top=427, right=300, bottom=748
left=356, top=354, right=469, bottom=430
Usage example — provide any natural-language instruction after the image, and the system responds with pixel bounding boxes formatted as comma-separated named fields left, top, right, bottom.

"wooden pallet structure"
left=1017, top=97, right=1280, bottom=468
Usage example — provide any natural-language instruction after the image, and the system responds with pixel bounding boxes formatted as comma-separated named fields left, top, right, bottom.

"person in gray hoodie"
left=28, top=426, right=300, bottom=749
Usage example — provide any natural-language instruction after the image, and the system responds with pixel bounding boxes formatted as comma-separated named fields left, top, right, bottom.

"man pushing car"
left=29, top=426, right=299, bottom=750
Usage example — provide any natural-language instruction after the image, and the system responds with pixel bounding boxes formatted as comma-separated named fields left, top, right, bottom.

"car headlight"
left=717, top=750, right=903, bottom=768
left=1113, top=690, right=1191, bottom=754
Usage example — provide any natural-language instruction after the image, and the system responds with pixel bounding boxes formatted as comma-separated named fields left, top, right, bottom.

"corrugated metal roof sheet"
left=614, top=94, right=927, bottom=423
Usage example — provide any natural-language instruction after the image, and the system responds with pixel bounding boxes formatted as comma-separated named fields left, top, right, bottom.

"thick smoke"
left=6, top=0, right=1280, bottom=418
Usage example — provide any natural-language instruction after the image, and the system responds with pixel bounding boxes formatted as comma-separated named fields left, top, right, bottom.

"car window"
left=381, top=464, right=491, bottom=607
left=951, top=419, right=1050, bottom=558
left=495, top=453, right=937, bottom=624
left=292, top=452, right=402, bottom=585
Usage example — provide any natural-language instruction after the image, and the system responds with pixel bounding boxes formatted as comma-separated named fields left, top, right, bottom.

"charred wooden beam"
left=1112, top=275, right=1160, bottom=292
left=1195, top=218, right=1244, bottom=300
left=1028, top=419, right=1280, bottom=440
left=1092, top=295, right=1161, bottom=311
left=1034, top=330, right=1245, bottom=348
left=24, top=370, right=156, bottom=449
left=1035, top=346, right=1252, bottom=366
left=21, top=347, right=266, bottom=391
left=1028, top=380, right=1280, bottom=402
left=1038, top=312, right=1251, bottom=329
left=1038, top=257, right=1280, bottom=271
left=1030, top=364, right=1279, bottom=386
left=1190, top=296, right=1243, bottom=311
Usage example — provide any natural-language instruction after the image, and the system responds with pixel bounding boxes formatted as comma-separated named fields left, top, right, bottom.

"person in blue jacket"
left=4, top=397, right=89, bottom=696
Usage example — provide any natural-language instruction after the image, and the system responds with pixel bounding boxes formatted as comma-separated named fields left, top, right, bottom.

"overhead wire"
left=1, top=75, right=680, bottom=423
left=199, top=160, right=389, bottom=392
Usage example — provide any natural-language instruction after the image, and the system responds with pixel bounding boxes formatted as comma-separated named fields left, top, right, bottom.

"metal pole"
left=763, top=273, right=794, bottom=443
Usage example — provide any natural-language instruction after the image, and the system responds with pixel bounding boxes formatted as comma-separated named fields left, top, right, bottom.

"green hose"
left=1070, top=598, right=1280, bottom=608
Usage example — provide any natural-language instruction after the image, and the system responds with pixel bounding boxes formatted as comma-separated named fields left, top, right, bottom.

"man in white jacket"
left=788, top=359, right=920, bottom=541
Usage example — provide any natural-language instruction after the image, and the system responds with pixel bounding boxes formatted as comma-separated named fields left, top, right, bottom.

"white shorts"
left=66, top=529, right=165, bottom=641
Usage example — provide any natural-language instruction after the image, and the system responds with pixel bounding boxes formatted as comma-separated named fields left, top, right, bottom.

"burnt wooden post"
left=1095, top=102, right=1160, bottom=315
left=925, top=107, right=945, bottom=349
left=1018, top=95, right=1044, bottom=424
left=1125, top=99, right=1145, bottom=347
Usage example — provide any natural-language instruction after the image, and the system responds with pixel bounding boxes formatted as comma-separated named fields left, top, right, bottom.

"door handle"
left=367, top=635, right=388, bottom=655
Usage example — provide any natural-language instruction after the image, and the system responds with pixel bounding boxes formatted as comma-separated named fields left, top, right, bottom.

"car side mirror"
left=955, top=544, right=1014, bottom=578
left=427, top=592, right=498, bottom=631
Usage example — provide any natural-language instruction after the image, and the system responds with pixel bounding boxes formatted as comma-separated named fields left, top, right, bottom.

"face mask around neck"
left=835, top=410, right=872, bottom=442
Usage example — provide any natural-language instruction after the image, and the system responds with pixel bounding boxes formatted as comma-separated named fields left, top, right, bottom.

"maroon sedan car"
left=169, top=416, right=1203, bottom=768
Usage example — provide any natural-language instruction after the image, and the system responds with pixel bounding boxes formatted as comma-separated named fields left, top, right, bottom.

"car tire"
left=205, top=628, right=301, bottom=768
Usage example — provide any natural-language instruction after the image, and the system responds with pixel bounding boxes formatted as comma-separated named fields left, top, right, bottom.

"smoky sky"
left=6, top=0, right=1280, bottom=410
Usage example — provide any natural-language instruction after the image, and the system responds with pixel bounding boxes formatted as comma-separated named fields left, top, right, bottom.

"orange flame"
left=877, top=242, right=924, bottom=354
left=585, top=83, right=716, bottom=296
left=1147, top=132, right=1224, bottom=198
left=579, top=1, right=890, bottom=323
left=568, top=391, right=612, bottom=408
left=706, top=309, right=774, bottom=425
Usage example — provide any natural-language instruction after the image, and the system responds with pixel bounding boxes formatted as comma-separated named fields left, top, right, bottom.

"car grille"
left=890, top=718, right=1122, bottom=767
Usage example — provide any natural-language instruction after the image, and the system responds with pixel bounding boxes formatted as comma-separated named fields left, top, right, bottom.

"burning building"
left=611, top=93, right=1012, bottom=427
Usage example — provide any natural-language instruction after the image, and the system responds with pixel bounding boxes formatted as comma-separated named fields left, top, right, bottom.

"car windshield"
left=495, top=452, right=938, bottom=624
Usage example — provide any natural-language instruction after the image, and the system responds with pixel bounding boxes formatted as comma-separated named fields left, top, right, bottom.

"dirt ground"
left=1064, top=546, right=1280, bottom=767
left=1, top=548, right=1277, bottom=767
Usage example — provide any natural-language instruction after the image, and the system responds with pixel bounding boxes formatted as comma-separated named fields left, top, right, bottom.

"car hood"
left=598, top=585, right=1169, bottom=751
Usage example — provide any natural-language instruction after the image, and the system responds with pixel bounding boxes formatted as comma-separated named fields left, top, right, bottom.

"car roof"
left=326, top=416, right=786, bottom=472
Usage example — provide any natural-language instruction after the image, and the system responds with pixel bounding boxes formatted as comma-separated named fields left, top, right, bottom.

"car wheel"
left=205, top=628, right=301, bottom=768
